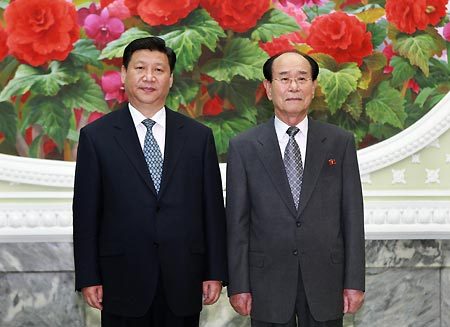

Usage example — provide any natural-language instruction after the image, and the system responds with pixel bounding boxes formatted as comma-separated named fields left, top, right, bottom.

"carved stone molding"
left=357, top=92, right=450, bottom=175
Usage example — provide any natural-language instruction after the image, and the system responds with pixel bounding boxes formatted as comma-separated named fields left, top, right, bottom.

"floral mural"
left=0, top=0, right=448, bottom=161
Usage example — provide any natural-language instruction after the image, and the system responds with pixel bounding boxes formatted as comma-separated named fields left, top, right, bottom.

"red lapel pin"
left=328, top=159, right=336, bottom=166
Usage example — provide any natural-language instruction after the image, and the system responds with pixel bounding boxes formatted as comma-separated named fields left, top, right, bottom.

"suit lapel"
left=256, top=118, right=298, bottom=217
left=297, top=118, right=327, bottom=217
left=158, top=108, right=186, bottom=199
left=112, top=105, right=157, bottom=195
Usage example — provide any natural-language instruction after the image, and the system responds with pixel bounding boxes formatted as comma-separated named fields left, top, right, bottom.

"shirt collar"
left=274, top=115, right=308, bottom=140
left=128, top=104, right=166, bottom=129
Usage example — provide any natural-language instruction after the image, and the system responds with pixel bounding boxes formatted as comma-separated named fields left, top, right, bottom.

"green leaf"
left=390, top=56, right=415, bottom=87
left=0, top=57, right=20, bottom=86
left=26, top=96, right=71, bottom=149
left=208, top=77, right=259, bottom=116
left=365, top=81, right=406, bottom=129
left=28, top=134, right=44, bottom=159
left=368, top=122, right=399, bottom=140
left=311, top=53, right=338, bottom=71
left=69, top=39, right=102, bottom=68
left=201, top=38, right=268, bottom=82
left=414, top=87, right=434, bottom=108
left=367, top=19, right=387, bottom=48
left=160, top=9, right=226, bottom=74
left=318, top=63, right=361, bottom=114
left=0, top=101, right=17, bottom=143
left=166, top=76, right=200, bottom=110
left=0, top=62, right=79, bottom=101
left=60, top=73, right=109, bottom=113
left=363, top=51, right=387, bottom=71
left=394, top=29, right=446, bottom=76
left=342, top=92, right=362, bottom=120
left=99, top=28, right=152, bottom=60
left=203, top=116, right=255, bottom=155
left=250, top=9, right=300, bottom=42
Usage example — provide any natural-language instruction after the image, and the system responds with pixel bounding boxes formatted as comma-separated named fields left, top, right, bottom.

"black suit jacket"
left=226, top=117, right=365, bottom=323
left=73, top=105, right=227, bottom=317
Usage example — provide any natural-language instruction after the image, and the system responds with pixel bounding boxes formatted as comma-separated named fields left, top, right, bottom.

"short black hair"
left=263, top=50, right=319, bottom=82
left=122, top=36, right=176, bottom=73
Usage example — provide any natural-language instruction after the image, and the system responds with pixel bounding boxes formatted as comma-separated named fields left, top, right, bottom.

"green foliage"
left=318, top=63, right=361, bottom=114
left=393, top=28, right=445, bottom=76
left=390, top=56, right=415, bottom=87
left=166, top=77, right=200, bottom=110
left=24, top=96, right=71, bottom=150
left=60, top=73, right=109, bottom=113
left=0, top=62, right=79, bottom=101
left=0, top=101, right=17, bottom=143
left=69, top=39, right=103, bottom=68
left=100, top=28, right=152, bottom=60
left=161, top=9, right=226, bottom=74
left=250, top=9, right=300, bottom=42
left=201, top=38, right=268, bottom=82
left=365, top=81, right=406, bottom=129
left=367, top=19, right=387, bottom=48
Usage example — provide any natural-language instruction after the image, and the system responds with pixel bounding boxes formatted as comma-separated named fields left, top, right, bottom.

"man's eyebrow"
left=276, top=70, right=308, bottom=75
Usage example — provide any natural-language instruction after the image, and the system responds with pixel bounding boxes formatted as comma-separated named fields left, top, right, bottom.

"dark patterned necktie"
left=284, top=126, right=303, bottom=210
left=142, top=119, right=163, bottom=193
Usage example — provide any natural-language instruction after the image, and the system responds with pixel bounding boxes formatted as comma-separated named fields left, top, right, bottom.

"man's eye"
left=281, top=78, right=289, bottom=83
left=136, top=66, right=144, bottom=70
left=298, top=77, right=307, bottom=82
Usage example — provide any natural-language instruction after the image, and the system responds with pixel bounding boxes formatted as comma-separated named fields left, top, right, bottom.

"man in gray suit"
left=226, top=51, right=365, bottom=326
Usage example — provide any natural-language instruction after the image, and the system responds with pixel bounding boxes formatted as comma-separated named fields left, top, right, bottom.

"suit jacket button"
left=153, top=242, right=159, bottom=248
left=296, top=221, right=301, bottom=227
left=293, top=249, right=298, bottom=256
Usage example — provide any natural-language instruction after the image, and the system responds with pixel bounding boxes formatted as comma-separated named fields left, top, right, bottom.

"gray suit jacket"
left=226, top=117, right=365, bottom=323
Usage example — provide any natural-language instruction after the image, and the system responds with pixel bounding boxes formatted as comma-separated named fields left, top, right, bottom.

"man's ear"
left=169, top=73, right=173, bottom=88
left=121, top=65, right=126, bottom=84
left=263, top=79, right=272, bottom=100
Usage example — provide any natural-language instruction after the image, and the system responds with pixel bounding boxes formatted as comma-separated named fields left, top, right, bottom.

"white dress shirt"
left=129, top=104, right=166, bottom=158
left=274, top=115, right=308, bottom=168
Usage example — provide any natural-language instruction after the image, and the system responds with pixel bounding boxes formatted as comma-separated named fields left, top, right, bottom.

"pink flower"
left=443, top=22, right=450, bottom=41
left=276, top=0, right=326, bottom=7
left=275, top=2, right=310, bottom=32
left=78, top=3, right=100, bottom=26
left=84, top=8, right=124, bottom=49
left=101, top=71, right=127, bottom=103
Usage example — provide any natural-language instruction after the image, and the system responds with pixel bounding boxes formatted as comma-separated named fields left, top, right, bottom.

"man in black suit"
left=226, top=51, right=365, bottom=326
left=73, top=36, right=227, bottom=327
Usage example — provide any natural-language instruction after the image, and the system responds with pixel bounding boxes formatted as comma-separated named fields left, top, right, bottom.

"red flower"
left=407, top=79, right=420, bottom=94
left=136, top=0, right=199, bottom=26
left=124, top=0, right=139, bottom=16
left=84, top=8, right=125, bottom=49
left=0, top=132, right=5, bottom=144
left=386, top=0, right=447, bottom=34
left=101, top=71, right=127, bottom=103
left=106, top=0, right=131, bottom=20
left=382, top=43, right=396, bottom=74
left=306, top=12, right=373, bottom=66
left=4, top=0, right=80, bottom=67
left=201, top=0, right=270, bottom=33
left=0, top=27, right=8, bottom=62
left=203, top=95, right=224, bottom=116
left=260, top=37, right=294, bottom=56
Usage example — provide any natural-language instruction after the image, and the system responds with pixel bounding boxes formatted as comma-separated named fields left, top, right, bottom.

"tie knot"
left=286, top=126, right=299, bottom=138
left=142, top=119, right=156, bottom=130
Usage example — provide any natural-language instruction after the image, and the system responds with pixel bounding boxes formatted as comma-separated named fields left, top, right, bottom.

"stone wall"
left=1, top=240, right=449, bottom=327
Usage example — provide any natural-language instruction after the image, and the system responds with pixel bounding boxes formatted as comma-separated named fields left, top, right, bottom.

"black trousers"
left=101, top=277, right=200, bottom=327
left=251, top=265, right=343, bottom=327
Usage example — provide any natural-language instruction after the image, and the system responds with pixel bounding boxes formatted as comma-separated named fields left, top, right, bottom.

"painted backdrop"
left=0, top=0, right=448, bottom=161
